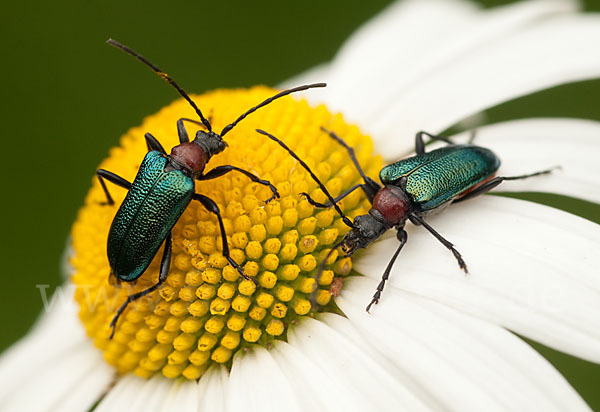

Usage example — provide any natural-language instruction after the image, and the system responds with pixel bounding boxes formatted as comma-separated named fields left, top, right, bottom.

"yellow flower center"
left=71, top=86, right=381, bottom=380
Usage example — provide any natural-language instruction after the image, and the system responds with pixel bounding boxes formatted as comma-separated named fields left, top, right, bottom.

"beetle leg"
left=453, top=167, right=558, bottom=204
left=468, top=129, right=478, bottom=144
left=145, top=133, right=167, bottom=154
left=176, top=118, right=208, bottom=143
left=415, top=131, right=455, bottom=155
left=193, top=193, right=258, bottom=285
left=320, top=127, right=381, bottom=198
left=109, top=232, right=172, bottom=339
left=96, top=169, right=132, bottom=205
left=200, top=165, right=280, bottom=203
left=366, top=229, right=408, bottom=313
left=300, top=183, right=367, bottom=208
left=409, top=213, right=468, bottom=273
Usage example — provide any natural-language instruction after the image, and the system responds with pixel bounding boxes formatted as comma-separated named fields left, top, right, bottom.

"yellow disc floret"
left=71, top=86, right=381, bottom=379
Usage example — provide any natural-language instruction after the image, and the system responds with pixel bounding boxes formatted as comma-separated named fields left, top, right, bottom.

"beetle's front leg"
left=320, top=127, right=381, bottom=198
left=145, top=133, right=167, bottom=154
left=366, top=229, right=407, bottom=312
left=109, top=232, right=172, bottom=339
left=96, top=170, right=132, bottom=205
left=193, top=193, right=258, bottom=285
left=200, top=165, right=279, bottom=203
left=414, top=131, right=455, bottom=155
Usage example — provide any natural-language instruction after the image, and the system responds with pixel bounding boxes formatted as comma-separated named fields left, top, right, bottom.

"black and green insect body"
left=96, top=39, right=325, bottom=337
left=107, top=151, right=194, bottom=282
left=379, top=144, right=501, bottom=212
left=257, top=128, right=555, bottom=312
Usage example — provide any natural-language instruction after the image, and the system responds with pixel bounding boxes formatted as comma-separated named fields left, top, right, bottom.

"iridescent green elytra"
left=107, top=151, right=194, bottom=282
left=379, top=144, right=500, bottom=212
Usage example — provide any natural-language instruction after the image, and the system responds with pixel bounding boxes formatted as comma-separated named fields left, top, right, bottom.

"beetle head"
left=194, top=130, right=227, bottom=157
left=341, top=211, right=387, bottom=255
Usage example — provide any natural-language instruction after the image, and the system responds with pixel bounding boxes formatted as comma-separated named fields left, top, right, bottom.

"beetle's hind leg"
left=109, top=232, right=173, bottom=339
left=193, top=193, right=258, bottom=285
left=96, top=170, right=132, bottom=205
left=453, top=166, right=558, bottom=204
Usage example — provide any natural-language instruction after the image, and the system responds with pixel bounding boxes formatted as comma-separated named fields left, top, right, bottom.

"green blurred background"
left=0, top=0, right=599, bottom=407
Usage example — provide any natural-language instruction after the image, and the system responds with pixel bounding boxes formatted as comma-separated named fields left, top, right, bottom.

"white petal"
left=354, top=195, right=600, bottom=362
left=448, top=118, right=600, bottom=204
left=0, top=341, right=112, bottom=412
left=337, top=279, right=590, bottom=411
left=227, top=346, right=303, bottom=412
left=269, top=340, right=362, bottom=412
left=0, top=285, right=112, bottom=412
left=197, top=365, right=228, bottom=412
left=94, top=374, right=147, bottom=412
left=128, top=375, right=172, bottom=412
left=162, top=380, right=200, bottom=412
left=51, top=361, right=113, bottom=412
left=292, top=0, right=480, bottom=111
left=287, top=316, right=432, bottom=411
left=368, top=13, right=600, bottom=158
left=330, top=0, right=576, bottom=122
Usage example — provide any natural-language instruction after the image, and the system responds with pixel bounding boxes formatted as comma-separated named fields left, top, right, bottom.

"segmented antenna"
left=221, top=83, right=326, bottom=137
left=106, top=39, right=212, bottom=132
left=256, top=129, right=354, bottom=229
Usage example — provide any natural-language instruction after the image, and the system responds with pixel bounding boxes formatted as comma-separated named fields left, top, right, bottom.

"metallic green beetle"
left=96, top=40, right=325, bottom=337
left=257, top=127, right=556, bottom=312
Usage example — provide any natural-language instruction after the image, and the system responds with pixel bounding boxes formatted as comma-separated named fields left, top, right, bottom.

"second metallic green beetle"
left=257, top=127, right=556, bottom=312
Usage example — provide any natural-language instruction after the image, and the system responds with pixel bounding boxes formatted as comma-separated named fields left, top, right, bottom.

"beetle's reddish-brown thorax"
left=372, top=186, right=409, bottom=226
left=170, top=142, right=208, bottom=174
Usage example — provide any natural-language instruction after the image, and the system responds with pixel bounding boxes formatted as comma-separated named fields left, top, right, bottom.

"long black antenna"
left=221, top=83, right=326, bottom=137
left=256, top=129, right=354, bottom=229
left=106, top=39, right=212, bottom=132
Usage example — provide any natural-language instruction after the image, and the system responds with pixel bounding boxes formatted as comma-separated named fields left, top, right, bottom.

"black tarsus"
left=193, top=193, right=257, bottom=285
left=106, top=39, right=212, bottom=132
left=97, top=169, right=132, bottom=205
left=409, top=213, right=468, bottom=273
left=109, top=231, right=173, bottom=339
left=200, top=165, right=280, bottom=203
left=255, top=129, right=354, bottom=229
left=366, top=229, right=408, bottom=312
left=220, top=83, right=326, bottom=137
left=453, top=166, right=559, bottom=204
left=145, top=133, right=167, bottom=155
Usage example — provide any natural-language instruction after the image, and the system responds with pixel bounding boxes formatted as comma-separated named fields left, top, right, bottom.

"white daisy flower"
left=1, top=0, right=599, bottom=411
